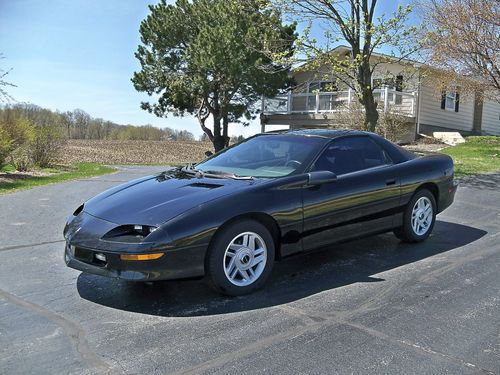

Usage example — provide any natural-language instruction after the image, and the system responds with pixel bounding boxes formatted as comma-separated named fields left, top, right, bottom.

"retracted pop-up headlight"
left=73, top=204, right=84, bottom=216
left=102, top=224, right=158, bottom=243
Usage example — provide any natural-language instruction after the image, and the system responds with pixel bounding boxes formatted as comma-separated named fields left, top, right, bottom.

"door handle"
left=386, top=179, right=396, bottom=186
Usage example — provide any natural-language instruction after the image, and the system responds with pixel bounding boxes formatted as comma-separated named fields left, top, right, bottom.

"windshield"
left=196, top=134, right=327, bottom=178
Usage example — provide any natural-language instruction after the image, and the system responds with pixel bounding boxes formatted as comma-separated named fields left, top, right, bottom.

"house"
left=261, top=46, right=500, bottom=141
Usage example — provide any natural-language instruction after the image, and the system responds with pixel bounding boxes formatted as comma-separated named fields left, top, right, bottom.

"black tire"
left=395, top=188, right=437, bottom=243
left=206, top=219, right=275, bottom=296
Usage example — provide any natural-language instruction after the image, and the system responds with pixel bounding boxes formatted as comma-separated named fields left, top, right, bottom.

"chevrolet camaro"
left=64, top=129, right=457, bottom=295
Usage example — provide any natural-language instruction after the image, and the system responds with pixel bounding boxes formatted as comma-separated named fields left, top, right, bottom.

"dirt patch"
left=50, top=138, right=452, bottom=165
left=57, top=140, right=214, bottom=165
left=403, top=136, right=448, bottom=153
left=0, top=169, right=56, bottom=184
left=403, top=143, right=447, bottom=153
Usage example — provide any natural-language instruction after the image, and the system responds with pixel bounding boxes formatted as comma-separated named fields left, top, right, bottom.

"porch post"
left=287, top=90, right=292, bottom=114
left=383, top=87, right=389, bottom=112
left=411, top=92, right=415, bottom=116
left=347, top=88, right=352, bottom=106
left=315, top=92, right=320, bottom=113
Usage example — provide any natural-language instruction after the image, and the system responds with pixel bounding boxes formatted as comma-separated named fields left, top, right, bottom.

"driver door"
left=301, top=136, right=401, bottom=250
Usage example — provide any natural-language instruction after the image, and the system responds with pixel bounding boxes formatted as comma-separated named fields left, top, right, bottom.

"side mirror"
left=205, top=151, right=214, bottom=157
left=308, top=170, right=337, bottom=185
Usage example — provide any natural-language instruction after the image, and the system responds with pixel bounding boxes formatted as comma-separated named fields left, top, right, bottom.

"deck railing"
left=262, top=88, right=417, bottom=117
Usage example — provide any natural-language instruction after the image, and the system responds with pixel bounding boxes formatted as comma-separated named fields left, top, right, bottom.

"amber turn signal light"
left=120, top=253, right=164, bottom=261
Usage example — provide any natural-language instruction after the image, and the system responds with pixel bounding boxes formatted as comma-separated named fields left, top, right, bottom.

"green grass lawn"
left=441, top=136, right=500, bottom=178
left=0, top=163, right=115, bottom=195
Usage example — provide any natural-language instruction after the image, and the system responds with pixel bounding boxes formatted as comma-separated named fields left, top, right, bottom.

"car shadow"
left=77, top=220, right=486, bottom=317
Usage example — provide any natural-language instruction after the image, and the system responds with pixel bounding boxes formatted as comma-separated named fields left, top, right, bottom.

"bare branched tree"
left=0, top=54, right=16, bottom=103
left=420, top=0, right=500, bottom=101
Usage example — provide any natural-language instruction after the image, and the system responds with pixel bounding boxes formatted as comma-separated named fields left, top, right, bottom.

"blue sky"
left=0, top=0, right=414, bottom=139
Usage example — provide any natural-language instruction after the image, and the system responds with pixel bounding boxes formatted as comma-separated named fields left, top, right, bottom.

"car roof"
left=264, top=128, right=370, bottom=139
left=262, top=128, right=415, bottom=164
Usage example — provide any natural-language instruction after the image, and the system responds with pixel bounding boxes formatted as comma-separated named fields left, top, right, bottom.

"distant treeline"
left=0, top=104, right=196, bottom=141
left=0, top=104, right=247, bottom=170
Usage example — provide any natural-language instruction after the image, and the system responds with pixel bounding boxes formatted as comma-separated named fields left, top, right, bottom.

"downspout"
left=415, top=68, right=423, bottom=136
left=260, top=95, right=266, bottom=133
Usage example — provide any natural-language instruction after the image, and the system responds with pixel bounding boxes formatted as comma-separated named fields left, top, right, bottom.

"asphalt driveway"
left=0, top=166, right=499, bottom=374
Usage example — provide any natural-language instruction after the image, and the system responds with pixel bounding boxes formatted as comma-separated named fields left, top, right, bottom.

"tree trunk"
left=222, top=115, right=230, bottom=148
left=212, top=135, right=225, bottom=152
left=357, top=61, right=379, bottom=132
left=212, top=115, right=225, bottom=152
left=362, top=90, right=379, bottom=132
left=197, top=115, right=214, bottom=143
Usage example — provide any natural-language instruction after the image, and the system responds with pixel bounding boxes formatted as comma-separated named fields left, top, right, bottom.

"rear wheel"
left=206, top=220, right=275, bottom=296
left=394, top=189, right=436, bottom=243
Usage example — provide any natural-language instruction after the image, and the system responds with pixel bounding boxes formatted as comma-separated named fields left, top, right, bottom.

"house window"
left=441, top=88, right=460, bottom=112
left=445, top=91, right=456, bottom=111
left=307, top=80, right=337, bottom=111
left=308, top=81, right=336, bottom=93
left=373, top=78, right=394, bottom=89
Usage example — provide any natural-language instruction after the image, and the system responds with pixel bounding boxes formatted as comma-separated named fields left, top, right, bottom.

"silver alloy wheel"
left=411, top=196, right=433, bottom=236
left=223, top=231, right=267, bottom=287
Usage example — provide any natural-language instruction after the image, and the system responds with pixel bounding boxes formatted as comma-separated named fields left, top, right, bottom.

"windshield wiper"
left=203, top=170, right=254, bottom=180
left=182, top=165, right=254, bottom=180
left=182, top=164, right=202, bottom=175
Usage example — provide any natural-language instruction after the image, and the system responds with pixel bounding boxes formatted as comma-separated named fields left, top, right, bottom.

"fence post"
left=384, top=86, right=389, bottom=112
left=315, top=92, right=320, bottom=113
left=287, top=91, right=292, bottom=114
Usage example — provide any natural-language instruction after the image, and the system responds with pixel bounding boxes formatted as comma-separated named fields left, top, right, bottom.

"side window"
left=312, top=136, right=392, bottom=175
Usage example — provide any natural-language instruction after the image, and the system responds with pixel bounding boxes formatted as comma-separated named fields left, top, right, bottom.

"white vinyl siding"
left=418, top=82, right=474, bottom=131
left=481, top=99, right=500, bottom=135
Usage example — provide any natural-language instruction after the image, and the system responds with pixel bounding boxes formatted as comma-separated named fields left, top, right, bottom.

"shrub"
left=329, top=102, right=414, bottom=143
left=30, top=124, right=65, bottom=167
left=377, top=109, right=414, bottom=144
left=10, top=144, right=32, bottom=171
left=0, top=115, right=35, bottom=169
left=0, top=112, right=65, bottom=169
left=0, top=125, right=13, bottom=167
left=3, top=115, right=34, bottom=149
left=333, top=102, right=366, bottom=131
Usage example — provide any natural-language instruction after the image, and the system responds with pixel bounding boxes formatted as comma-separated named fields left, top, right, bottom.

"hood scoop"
left=187, top=182, right=223, bottom=189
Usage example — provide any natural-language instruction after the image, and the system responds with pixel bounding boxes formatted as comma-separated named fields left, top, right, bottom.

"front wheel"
left=206, top=220, right=275, bottom=296
left=394, top=189, right=436, bottom=243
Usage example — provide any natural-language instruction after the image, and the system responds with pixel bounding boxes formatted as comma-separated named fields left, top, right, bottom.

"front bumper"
left=64, top=211, right=206, bottom=281
left=64, top=242, right=206, bottom=282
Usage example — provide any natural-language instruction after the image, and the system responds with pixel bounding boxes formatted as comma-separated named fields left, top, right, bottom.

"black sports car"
left=64, top=129, right=457, bottom=295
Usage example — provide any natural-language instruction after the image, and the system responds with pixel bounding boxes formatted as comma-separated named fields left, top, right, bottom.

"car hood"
left=83, top=170, right=258, bottom=226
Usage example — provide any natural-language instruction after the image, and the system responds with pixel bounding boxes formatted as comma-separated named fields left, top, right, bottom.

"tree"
left=0, top=54, right=15, bottom=102
left=272, top=0, right=418, bottom=132
left=176, top=130, right=195, bottom=141
left=421, top=0, right=500, bottom=101
left=230, top=135, right=245, bottom=143
left=132, top=0, right=296, bottom=151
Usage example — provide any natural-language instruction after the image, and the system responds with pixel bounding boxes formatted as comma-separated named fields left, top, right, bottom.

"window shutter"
left=395, top=75, right=404, bottom=91
left=441, top=90, right=446, bottom=109
left=455, top=92, right=460, bottom=112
